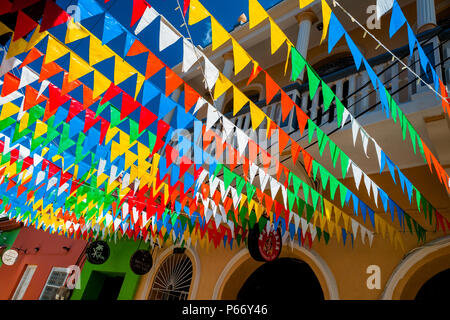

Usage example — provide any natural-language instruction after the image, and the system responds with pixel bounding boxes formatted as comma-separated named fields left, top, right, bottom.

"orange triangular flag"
left=278, top=129, right=290, bottom=155
left=145, top=51, right=165, bottom=79
left=184, top=84, right=199, bottom=113
left=291, top=139, right=301, bottom=164
left=1, top=72, right=20, bottom=97
left=280, top=91, right=294, bottom=122
left=295, top=105, right=308, bottom=135
left=23, top=85, right=47, bottom=111
left=39, top=62, right=64, bottom=82
left=61, top=72, right=82, bottom=96
left=165, top=68, right=183, bottom=97
left=20, top=47, right=43, bottom=69
left=302, top=149, right=313, bottom=176
left=126, top=39, right=148, bottom=56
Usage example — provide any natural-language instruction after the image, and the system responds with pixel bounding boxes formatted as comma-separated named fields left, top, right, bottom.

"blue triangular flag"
left=328, top=13, right=345, bottom=53
left=389, top=1, right=406, bottom=38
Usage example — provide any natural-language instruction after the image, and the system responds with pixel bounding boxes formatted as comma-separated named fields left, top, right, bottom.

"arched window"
left=148, top=253, right=193, bottom=300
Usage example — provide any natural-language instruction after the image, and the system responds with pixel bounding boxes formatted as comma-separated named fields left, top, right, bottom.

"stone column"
left=416, top=0, right=437, bottom=33
left=295, top=11, right=317, bottom=81
left=215, top=52, right=234, bottom=113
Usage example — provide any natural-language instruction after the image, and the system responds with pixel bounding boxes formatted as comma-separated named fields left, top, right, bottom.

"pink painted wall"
left=0, top=227, right=87, bottom=300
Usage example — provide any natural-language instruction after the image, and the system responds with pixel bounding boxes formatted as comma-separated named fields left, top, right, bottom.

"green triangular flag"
left=290, top=47, right=307, bottom=81
left=336, top=99, right=345, bottom=127
left=323, top=231, right=330, bottom=244
left=415, top=188, right=421, bottom=212
left=404, top=213, right=412, bottom=233
left=287, top=189, right=296, bottom=212
left=329, top=175, right=339, bottom=200
left=297, top=197, right=306, bottom=215
left=236, top=177, right=246, bottom=197
left=339, top=183, right=348, bottom=208
left=322, top=82, right=335, bottom=112
left=407, top=123, right=417, bottom=154
left=312, top=160, right=320, bottom=181
left=316, top=128, right=329, bottom=156
left=316, top=227, right=322, bottom=241
left=307, top=119, right=316, bottom=143
left=306, top=204, right=314, bottom=222
left=310, top=189, right=320, bottom=211
left=319, top=165, right=330, bottom=191
left=340, top=151, right=349, bottom=179
left=302, top=182, right=310, bottom=204
left=223, top=167, right=235, bottom=190
left=328, top=141, right=339, bottom=168
left=291, top=174, right=302, bottom=196
left=246, top=182, right=256, bottom=203
left=307, top=65, right=321, bottom=100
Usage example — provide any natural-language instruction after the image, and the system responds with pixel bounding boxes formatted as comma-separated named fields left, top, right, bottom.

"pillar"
left=295, top=11, right=317, bottom=81
left=416, top=0, right=437, bottom=33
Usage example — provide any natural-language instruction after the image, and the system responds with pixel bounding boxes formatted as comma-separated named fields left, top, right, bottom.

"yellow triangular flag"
left=0, top=102, right=20, bottom=121
left=65, top=19, right=89, bottom=44
left=249, top=0, right=269, bottom=29
left=188, top=0, right=210, bottom=25
left=0, top=22, right=11, bottom=37
left=341, top=211, right=349, bottom=230
left=6, top=38, right=28, bottom=59
left=26, top=25, right=47, bottom=51
left=213, top=73, right=232, bottom=100
left=299, top=0, right=315, bottom=9
left=68, top=53, right=94, bottom=82
left=269, top=18, right=286, bottom=54
left=93, top=70, right=111, bottom=98
left=387, top=224, right=395, bottom=244
left=334, top=206, right=341, bottom=225
left=34, top=120, right=48, bottom=139
left=335, top=222, right=341, bottom=243
left=321, top=0, right=332, bottom=44
left=45, top=36, right=69, bottom=64
left=211, top=18, right=230, bottom=51
left=233, top=86, right=249, bottom=115
left=323, top=199, right=333, bottom=221
left=89, top=36, right=114, bottom=66
left=328, top=220, right=335, bottom=238
left=249, top=102, right=265, bottom=130
left=232, top=39, right=251, bottom=75
left=124, top=150, right=138, bottom=171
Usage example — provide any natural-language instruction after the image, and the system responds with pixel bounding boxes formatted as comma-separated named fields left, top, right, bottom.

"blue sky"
left=147, top=0, right=284, bottom=47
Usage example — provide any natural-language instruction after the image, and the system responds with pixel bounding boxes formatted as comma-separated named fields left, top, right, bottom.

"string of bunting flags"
left=0, top=0, right=447, bottom=254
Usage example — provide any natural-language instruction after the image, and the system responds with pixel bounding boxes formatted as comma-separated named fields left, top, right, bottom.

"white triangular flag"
left=182, top=39, right=199, bottom=73
left=309, top=224, right=317, bottom=241
left=258, top=168, right=270, bottom=191
left=363, top=173, right=372, bottom=196
left=205, top=208, right=213, bottom=223
left=293, top=214, right=300, bottom=234
left=193, top=97, right=207, bottom=115
left=203, top=55, right=219, bottom=90
left=367, top=231, right=374, bottom=247
left=135, top=6, right=158, bottom=35
left=269, top=177, right=280, bottom=198
left=38, top=80, right=50, bottom=98
left=221, top=117, right=235, bottom=142
left=374, top=141, right=383, bottom=170
left=236, top=129, right=249, bottom=155
left=19, top=67, right=39, bottom=89
left=351, top=119, right=360, bottom=146
left=159, top=21, right=181, bottom=51
left=280, top=183, right=288, bottom=209
left=249, top=163, right=258, bottom=184
left=376, top=0, right=394, bottom=20
left=351, top=219, right=359, bottom=239
left=341, top=109, right=351, bottom=128
left=360, top=225, right=367, bottom=244
left=206, top=105, right=220, bottom=131
left=352, top=162, right=362, bottom=190
left=372, top=181, right=379, bottom=207
left=360, top=129, right=370, bottom=158
left=301, top=218, right=309, bottom=236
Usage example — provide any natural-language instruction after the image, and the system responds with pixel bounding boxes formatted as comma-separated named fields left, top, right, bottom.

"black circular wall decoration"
left=130, top=249, right=153, bottom=275
left=85, top=241, right=110, bottom=265
left=248, top=223, right=282, bottom=262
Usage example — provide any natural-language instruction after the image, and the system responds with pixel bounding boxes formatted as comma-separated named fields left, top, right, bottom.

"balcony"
left=226, top=24, right=449, bottom=144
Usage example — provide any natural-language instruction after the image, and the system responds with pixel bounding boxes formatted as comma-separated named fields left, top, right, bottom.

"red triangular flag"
left=130, top=0, right=150, bottom=27
left=120, top=93, right=140, bottom=120
left=100, top=83, right=122, bottom=105
left=40, top=0, right=71, bottom=32
left=1, top=72, right=20, bottom=97
left=83, top=85, right=100, bottom=108
left=138, top=106, right=157, bottom=133
left=66, top=99, right=84, bottom=122
left=265, top=73, right=280, bottom=104
left=439, top=79, right=449, bottom=114
left=183, top=0, right=190, bottom=16
left=280, top=91, right=294, bottom=122
left=247, top=65, right=262, bottom=86
left=14, top=10, right=37, bottom=41
left=83, top=109, right=101, bottom=133
left=44, top=84, right=71, bottom=121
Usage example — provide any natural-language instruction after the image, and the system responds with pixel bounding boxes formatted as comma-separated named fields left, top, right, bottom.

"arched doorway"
left=415, top=268, right=450, bottom=300
left=237, top=258, right=324, bottom=300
